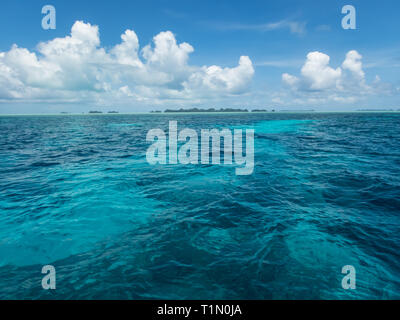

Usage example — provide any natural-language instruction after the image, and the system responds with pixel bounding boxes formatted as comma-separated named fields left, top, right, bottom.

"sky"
left=0, top=0, right=399, bottom=113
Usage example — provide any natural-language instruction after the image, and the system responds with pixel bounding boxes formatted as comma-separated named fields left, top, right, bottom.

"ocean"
left=0, top=112, right=399, bottom=299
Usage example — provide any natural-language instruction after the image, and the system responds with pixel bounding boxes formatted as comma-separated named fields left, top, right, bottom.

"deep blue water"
left=0, top=112, right=399, bottom=299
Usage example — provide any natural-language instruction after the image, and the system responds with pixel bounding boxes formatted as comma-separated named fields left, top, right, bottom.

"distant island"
left=160, top=108, right=317, bottom=113
left=279, top=110, right=315, bottom=113
left=164, top=108, right=249, bottom=113
left=88, top=111, right=119, bottom=114
left=357, top=109, right=397, bottom=112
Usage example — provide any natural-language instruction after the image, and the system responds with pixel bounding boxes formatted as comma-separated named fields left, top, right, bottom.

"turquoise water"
left=0, top=113, right=399, bottom=299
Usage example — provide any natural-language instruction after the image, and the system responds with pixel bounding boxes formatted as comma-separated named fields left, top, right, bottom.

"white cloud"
left=111, top=29, right=142, bottom=68
left=184, top=56, right=254, bottom=96
left=282, top=50, right=368, bottom=92
left=342, top=50, right=365, bottom=83
left=281, top=50, right=392, bottom=105
left=0, top=21, right=254, bottom=108
left=300, top=51, right=342, bottom=90
left=282, top=73, right=300, bottom=88
left=264, top=20, right=306, bottom=35
left=142, top=31, right=193, bottom=70
left=211, top=19, right=306, bottom=35
left=255, top=59, right=304, bottom=68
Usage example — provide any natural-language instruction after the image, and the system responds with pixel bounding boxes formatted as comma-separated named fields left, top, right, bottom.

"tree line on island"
left=153, top=108, right=276, bottom=113
left=63, top=108, right=324, bottom=114
left=85, top=108, right=272, bottom=114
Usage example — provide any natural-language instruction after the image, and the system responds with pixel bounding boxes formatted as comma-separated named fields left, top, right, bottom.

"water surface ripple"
left=0, top=113, right=399, bottom=299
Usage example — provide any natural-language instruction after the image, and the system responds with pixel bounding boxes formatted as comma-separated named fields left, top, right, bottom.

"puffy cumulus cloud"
left=184, top=56, right=254, bottom=96
left=282, top=51, right=343, bottom=91
left=300, top=51, right=342, bottom=90
left=281, top=50, right=393, bottom=105
left=142, top=31, right=193, bottom=71
left=0, top=21, right=109, bottom=98
left=111, top=29, right=142, bottom=68
left=281, top=73, right=299, bottom=88
left=342, top=50, right=365, bottom=82
left=0, top=21, right=254, bottom=108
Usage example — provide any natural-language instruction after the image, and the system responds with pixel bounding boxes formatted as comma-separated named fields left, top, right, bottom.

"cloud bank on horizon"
left=0, top=20, right=396, bottom=111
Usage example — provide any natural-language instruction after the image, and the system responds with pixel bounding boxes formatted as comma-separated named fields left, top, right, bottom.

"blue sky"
left=0, top=0, right=399, bottom=113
